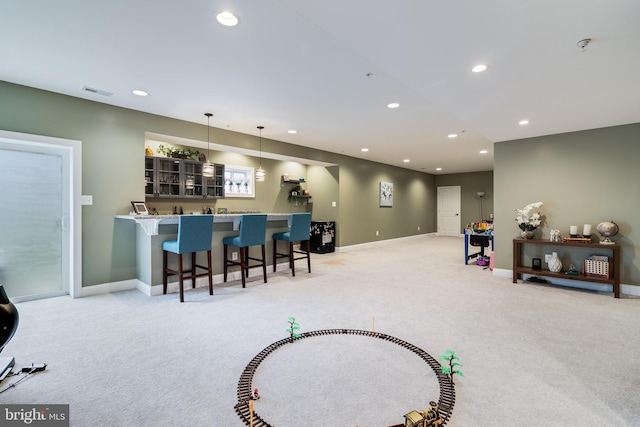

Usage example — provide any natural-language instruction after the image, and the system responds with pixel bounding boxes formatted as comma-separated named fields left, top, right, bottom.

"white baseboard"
left=79, top=279, right=138, bottom=297
left=336, top=233, right=437, bottom=252
left=494, top=268, right=640, bottom=297
left=132, top=261, right=292, bottom=297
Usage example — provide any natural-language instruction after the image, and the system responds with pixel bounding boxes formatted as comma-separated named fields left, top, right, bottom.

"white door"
left=437, top=186, right=461, bottom=236
left=0, top=133, right=76, bottom=301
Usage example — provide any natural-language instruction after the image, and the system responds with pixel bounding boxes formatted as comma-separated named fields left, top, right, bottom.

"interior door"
left=437, top=186, right=461, bottom=236
left=0, top=138, right=71, bottom=301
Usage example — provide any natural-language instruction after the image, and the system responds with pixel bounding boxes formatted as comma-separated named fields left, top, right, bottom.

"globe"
left=596, top=221, right=619, bottom=244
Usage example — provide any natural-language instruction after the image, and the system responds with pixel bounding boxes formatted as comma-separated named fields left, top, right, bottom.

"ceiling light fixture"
left=202, top=113, right=214, bottom=177
left=479, top=150, right=488, bottom=154
left=256, top=126, right=266, bottom=182
left=132, top=89, right=148, bottom=97
left=403, top=159, right=410, bottom=163
left=519, top=119, right=529, bottom=125
left=436, top=167, right=442, bottom=171
left=361, top=148, right=369, bottom=152
left=288, top=130, right=297, bottom=134
left=448, top=133, right=458, bottom=139
left=472, top=64, right=488, bottom=73
left=216, top=11, right=238, bottom=26
left=387, top=102, right=400, bottom=109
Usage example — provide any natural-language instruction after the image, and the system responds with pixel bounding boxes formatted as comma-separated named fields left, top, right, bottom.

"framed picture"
left=379, top=181, right=393, bottom=207
left=131, top=201, right=149, bottom=215
left=217, top=207, right=229, bottom=214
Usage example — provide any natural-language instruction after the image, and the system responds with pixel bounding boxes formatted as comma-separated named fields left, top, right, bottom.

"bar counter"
left=115, top=213, right=293, bottom=294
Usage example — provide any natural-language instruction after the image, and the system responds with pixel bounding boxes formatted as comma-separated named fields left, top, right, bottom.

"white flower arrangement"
left=515, top=202, right=543, bottom=231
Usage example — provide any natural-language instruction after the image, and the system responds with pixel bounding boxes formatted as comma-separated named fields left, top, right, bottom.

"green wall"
left=0, top=81, right=436, bottom=287
left=494, top=123, right=640, bottom=286
left=8, top=80, right=633, bottom=289
left=436, top=171, right=494, bottom=230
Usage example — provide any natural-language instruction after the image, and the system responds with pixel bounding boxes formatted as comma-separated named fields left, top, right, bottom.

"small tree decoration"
left=286, top=316, right=302, bottom=343
left=440, top=350, right=464, bottom=384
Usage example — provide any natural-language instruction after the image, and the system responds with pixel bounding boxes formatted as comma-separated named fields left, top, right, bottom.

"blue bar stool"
left=223, top=214, right=268, bottom=288
left=272, top=213, right=312, bottom=276
left=162, top=215, right=214, bottom=302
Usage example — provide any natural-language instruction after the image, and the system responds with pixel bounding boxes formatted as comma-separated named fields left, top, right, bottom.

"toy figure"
left=252, top=388, right=260, bottom=400
left=422, top=401, right=442, bottom=426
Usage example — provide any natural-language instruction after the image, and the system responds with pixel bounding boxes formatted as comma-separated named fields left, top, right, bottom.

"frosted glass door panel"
left=0, top=148, right=65, bottom=299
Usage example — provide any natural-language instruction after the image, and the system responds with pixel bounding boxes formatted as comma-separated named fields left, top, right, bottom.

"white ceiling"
left=2, top=0, right=639, bottom=174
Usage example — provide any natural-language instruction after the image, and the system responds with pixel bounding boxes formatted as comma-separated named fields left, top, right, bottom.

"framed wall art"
left=379, top=181, right=393, bottom=207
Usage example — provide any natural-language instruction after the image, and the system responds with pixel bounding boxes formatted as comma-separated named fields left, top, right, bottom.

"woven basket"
left=584, top=259, right=609, bottom=278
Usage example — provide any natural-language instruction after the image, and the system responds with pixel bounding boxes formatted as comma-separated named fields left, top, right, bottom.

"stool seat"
left=273, top=213, right=311, bottom=276
left=162, top=215, right=214, bottom=302
left=223, top=214, right=268, bottom=288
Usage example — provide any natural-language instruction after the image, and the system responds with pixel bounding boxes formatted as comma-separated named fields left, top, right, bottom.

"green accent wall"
left=494, top=123, right=640, bottom=286
left=0, top=81, right=437, bottom=287
left=436, top=171, right=494, bottom=230
left=4, top=80, right=637, bottom=289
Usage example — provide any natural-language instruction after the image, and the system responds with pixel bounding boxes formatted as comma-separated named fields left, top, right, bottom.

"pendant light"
left=255, top=126, right=266, bottom=181
left=202, top=113, right=214, bottom=177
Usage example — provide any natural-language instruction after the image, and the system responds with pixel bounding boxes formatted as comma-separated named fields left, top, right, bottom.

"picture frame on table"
left=131, top=201, right=149, bottom=215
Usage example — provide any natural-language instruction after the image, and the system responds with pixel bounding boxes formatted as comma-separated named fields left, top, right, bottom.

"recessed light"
left=216, top=11, right=238, bottom=26
left=387, top=102, right=400, bottom=109
left=403, top=159, right=410, bottom=163
left=448, top=133, right=458, bottom=139
left=479, top=150, right=488, bottom=154
left=361, top=148, right=369, bottom=152
left=472, top=64, right=488, bottom=73
left=519, top=119, right=529, bottom=125
left=288, top=130, right=297, bottom=134
left=436, top=167, right=442, bottom=171
left=132, top=89, right=148, bottom=97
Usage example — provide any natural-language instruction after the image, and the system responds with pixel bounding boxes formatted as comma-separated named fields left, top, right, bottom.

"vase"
left=548, top=251, right=562, bottom=273
left=0, top=284, right=19, bottom=353
left=520, top=230, right=534, bottom=239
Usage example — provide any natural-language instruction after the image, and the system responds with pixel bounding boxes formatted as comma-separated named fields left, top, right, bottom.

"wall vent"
left=82, top=86, right=113, bottom=97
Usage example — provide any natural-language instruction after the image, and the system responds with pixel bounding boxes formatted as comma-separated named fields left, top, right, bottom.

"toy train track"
left=234, top=329, right=456, bottom=426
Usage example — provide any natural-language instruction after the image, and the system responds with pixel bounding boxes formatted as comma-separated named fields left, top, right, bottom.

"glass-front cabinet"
left=182, top=160, right=204, bottom=198
left=145, top=156, right=224, bottom=199
left=205, top=164, right=225, bottom=198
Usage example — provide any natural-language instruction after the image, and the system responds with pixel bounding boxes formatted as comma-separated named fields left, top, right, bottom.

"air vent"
left=82, top=86, right=113, bottom=97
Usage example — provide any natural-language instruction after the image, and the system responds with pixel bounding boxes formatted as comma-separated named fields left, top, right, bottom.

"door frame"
left=437, top=185, right=461, bottom=237
left=0, top=130, right=82, bottom=300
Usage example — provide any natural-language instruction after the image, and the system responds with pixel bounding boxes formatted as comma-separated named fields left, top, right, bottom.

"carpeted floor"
left=2, top=235, right=639, bottom=426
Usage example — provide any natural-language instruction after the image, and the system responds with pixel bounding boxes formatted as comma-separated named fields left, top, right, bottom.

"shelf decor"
left=548, top=252, right=562, bottom=272
left=515, top=201, right=543, bottom=238
left=379, top=181, right=393, bottom=207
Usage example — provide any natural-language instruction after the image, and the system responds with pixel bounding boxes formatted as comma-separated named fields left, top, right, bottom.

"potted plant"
left=157, top=144, right=200, bottom=159
left=515, top=201, right=543, bottom=239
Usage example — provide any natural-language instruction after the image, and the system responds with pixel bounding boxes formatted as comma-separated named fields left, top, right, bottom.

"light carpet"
left=2, top=235, right=639, bottom=426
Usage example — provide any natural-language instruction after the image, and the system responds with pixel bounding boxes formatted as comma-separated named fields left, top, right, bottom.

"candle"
left=570, top=226, right=578, bottom=235
left=583, top=224, right=592, bottom=236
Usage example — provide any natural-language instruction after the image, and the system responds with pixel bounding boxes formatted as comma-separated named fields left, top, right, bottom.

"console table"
left=512, top=239, right=621, bottom=298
